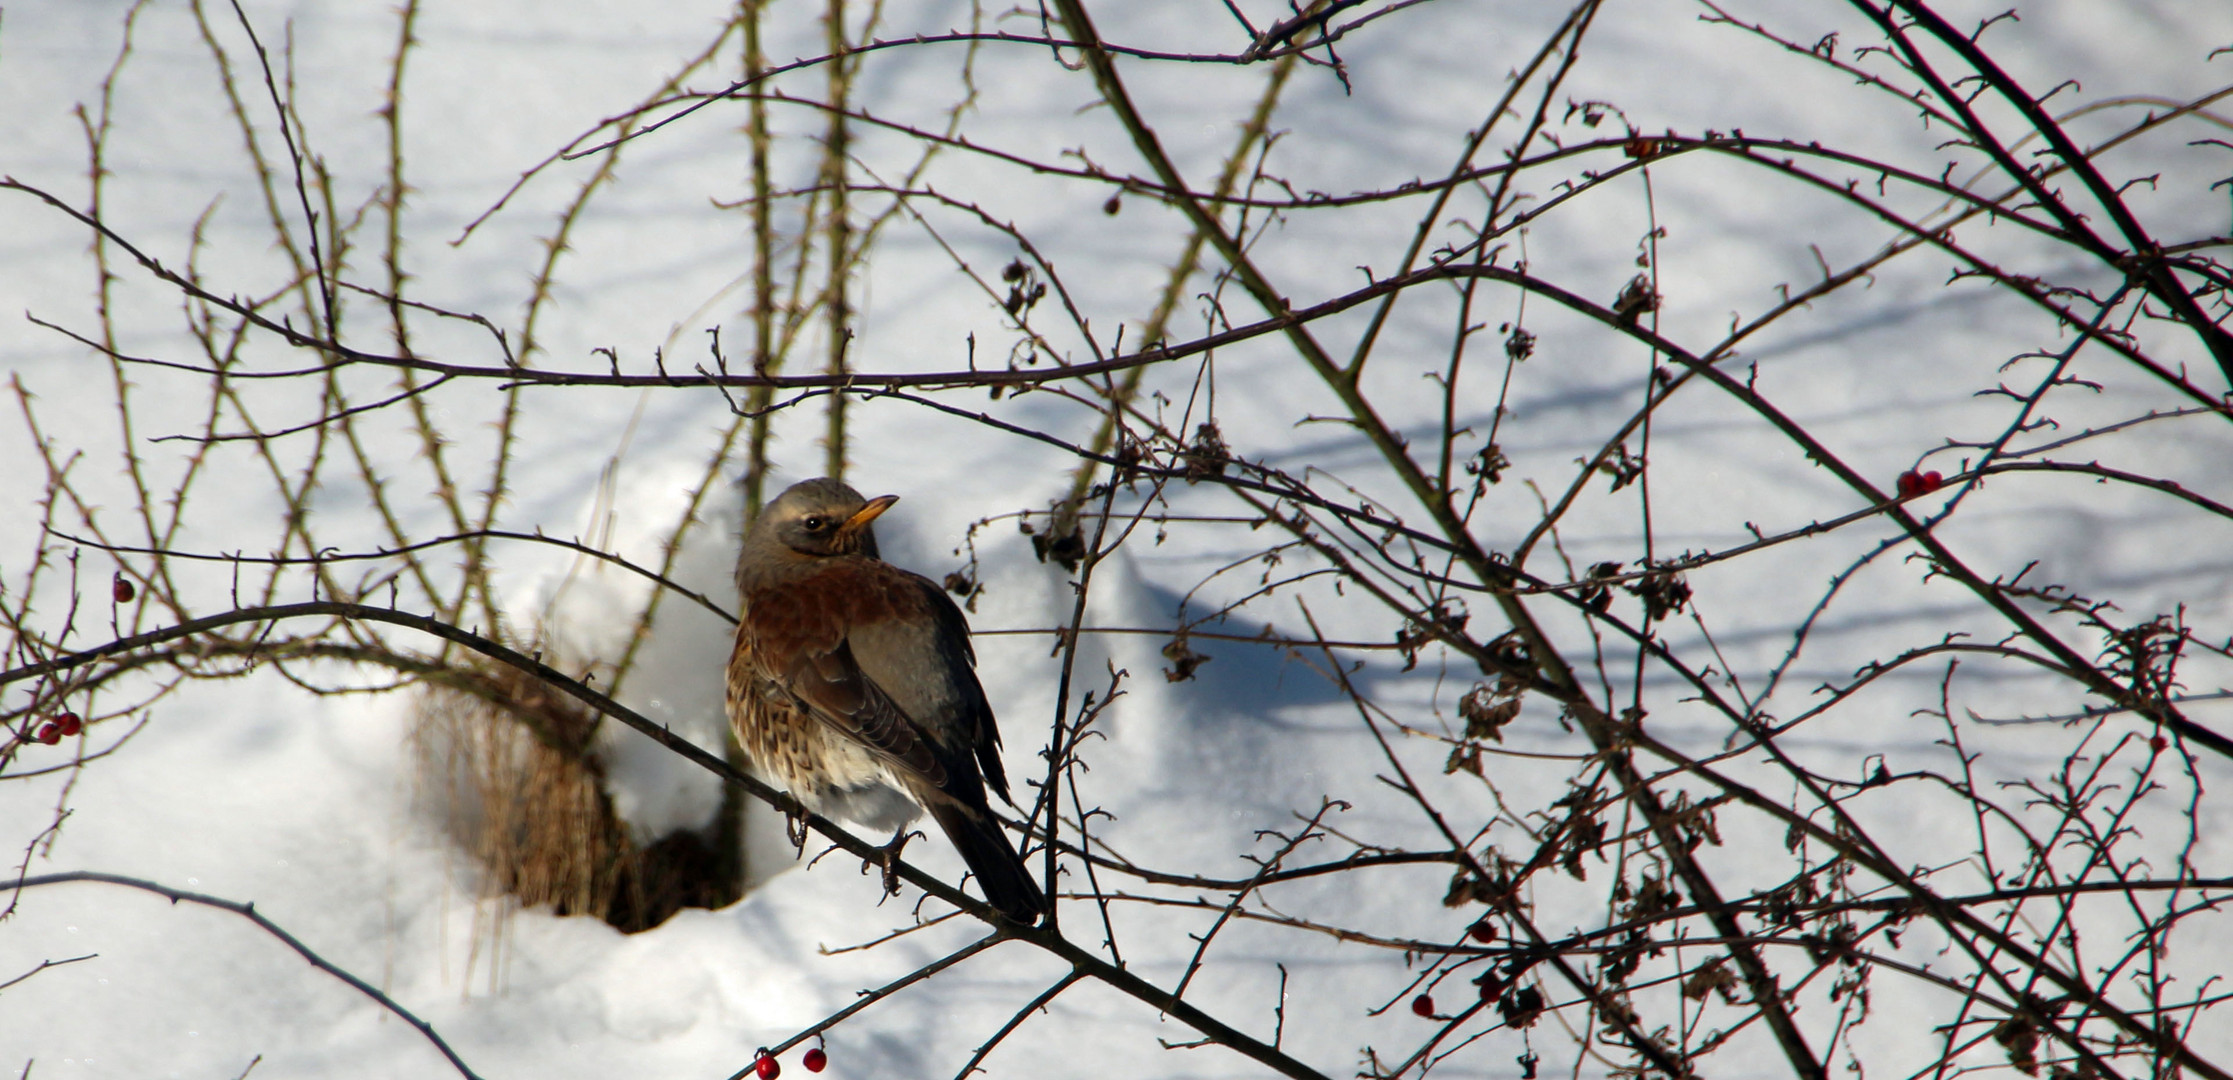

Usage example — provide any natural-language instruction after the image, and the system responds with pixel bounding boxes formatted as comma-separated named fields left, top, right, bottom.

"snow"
left=5, top=1, right=2233, bottom=1078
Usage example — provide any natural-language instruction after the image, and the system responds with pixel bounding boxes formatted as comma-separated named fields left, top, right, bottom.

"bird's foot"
left=871, top=828, right=921, bottom=899
left=785, top=808, right=809, bottom=856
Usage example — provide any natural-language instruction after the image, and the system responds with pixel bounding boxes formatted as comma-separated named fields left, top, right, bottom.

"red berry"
left=112, top=574, right=136, bottom=603
left=756, top=1053, right=780, bottom=1080
left=1468, top=920, right=1498, bottom=943
left=54, top=713, right=82, bottom=737
left=1918, top=470, right=1945, bottom=493
left=802, top=1048, right=827, bottom=1073
left=2150, top=735, right=2168, bottom=752
left=1895, top=471, right=1922, bottom=499
left=35, top=723, right=61, bottom=745
left=1410, top=993, right=1435, bottom=1018
left=1477, top=974, right=1504, bottom=1001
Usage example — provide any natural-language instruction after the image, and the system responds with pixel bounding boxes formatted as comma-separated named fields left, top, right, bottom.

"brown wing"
left=915, top=574, right=1015, bottom=804
left=743, top=556, right=1046, bottom=924
left=778, top=637, right=949, bottom=790
left=748, top=559, right=991, bottom=808
left=843, top=564, right=1013, bottom=805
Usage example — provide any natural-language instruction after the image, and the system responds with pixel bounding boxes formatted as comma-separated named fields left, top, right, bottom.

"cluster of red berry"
left=27, top=712, right=82, bottom=745
left=754, top=1046, right=828, bottom=1078
left=25, top=566, right=134, bottom=747
left=1894, top=469, right=1946, bottom=498
left=1408, top=920, right=1502, bottom=1018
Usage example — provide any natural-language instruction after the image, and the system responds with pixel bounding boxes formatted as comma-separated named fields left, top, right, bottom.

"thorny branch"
left=7, top=1, right=2232, bottom=1079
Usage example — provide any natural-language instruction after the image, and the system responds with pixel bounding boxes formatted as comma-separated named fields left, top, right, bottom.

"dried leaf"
left=1682, top=957, right=1736, bottom=1002
left=1161, top=634, right=1211, bottom=682
left=1994, top=1016, right=2041, bottom=1077
left=1459, top=685, right=1522, bottom=742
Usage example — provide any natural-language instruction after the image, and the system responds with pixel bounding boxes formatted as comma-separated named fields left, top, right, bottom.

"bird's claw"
left=871, top=828, right=919, bottom=899
left=785, top=808, right=808, bottom=856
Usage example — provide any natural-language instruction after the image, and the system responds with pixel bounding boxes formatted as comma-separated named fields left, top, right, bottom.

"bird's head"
left=748, top=477, right=896, bottom=560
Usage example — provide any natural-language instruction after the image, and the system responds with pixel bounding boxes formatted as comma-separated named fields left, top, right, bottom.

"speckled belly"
left=725, top=625, right=923, bottom=833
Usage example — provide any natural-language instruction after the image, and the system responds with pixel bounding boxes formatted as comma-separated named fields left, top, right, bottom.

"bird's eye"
left=802, top=515, right=827, bottom=531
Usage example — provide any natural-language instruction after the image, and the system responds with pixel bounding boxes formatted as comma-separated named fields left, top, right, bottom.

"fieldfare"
left=727, top=477, right=1048, bottom=925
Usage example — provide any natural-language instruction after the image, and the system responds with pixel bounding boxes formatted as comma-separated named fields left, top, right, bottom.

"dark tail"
left=929, top=802, right=1048, bottom=926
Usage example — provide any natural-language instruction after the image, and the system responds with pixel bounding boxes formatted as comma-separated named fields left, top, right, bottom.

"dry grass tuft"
left=411, top=658, right=735, bottom=936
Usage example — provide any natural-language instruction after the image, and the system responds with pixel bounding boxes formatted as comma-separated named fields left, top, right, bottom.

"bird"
left=726, top=477, right=1049, bottom=925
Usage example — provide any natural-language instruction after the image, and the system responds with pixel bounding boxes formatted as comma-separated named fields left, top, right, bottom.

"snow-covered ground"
left=5, top=1, right=2232, bottom=1078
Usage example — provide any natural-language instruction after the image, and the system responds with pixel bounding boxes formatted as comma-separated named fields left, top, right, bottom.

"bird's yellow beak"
left=837, top=494, right=899, bottom=539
